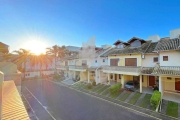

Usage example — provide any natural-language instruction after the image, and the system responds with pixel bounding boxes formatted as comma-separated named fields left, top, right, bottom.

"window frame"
left=163, top=56, right=168, bottom=61
left=153, top=57, right=159, bottom=63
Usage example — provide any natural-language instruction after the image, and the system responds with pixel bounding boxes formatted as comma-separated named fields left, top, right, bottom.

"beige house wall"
left=162, top=76, right=180, bottom=92
left=142, top=75, right=148, bottom=87
left=80, top=71, right=87, bottom=81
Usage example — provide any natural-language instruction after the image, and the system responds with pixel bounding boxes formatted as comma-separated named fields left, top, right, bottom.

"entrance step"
left=125, top=92, right=135, bottom=103
left=161, top=99, right=168, bottom=114
left=135, top=93, right=146, bottom=106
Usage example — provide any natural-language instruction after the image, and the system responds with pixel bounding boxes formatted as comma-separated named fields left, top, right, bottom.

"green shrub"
left=92, top=81, right=96, bottom=86
left=150, top=90, right=161, bottom=109
left=87, top=83, right=93, bottom=89
left=109, top=84, right=122, bottom=94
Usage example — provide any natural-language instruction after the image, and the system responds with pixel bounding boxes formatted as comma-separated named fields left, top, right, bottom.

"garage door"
left=175, top=78, right=180, bottom=91
left=125, top=58, right=137, bottom=66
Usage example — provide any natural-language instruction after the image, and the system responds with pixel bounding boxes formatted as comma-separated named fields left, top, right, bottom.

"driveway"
left=22, top=80, right=156, bottom=120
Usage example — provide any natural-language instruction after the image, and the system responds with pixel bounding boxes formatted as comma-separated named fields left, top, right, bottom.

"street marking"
left=22, top=94, right=40, bottom=120
left=50, top=81, right=162, bottom=120
left=24, top=87, right=57, bottom=120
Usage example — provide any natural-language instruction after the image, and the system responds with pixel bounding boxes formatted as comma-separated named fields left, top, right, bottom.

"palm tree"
left=12, top=48, right=32, bottom=79
left=46, top=45, right=69, bottom=74
left=30, top=53, right=53, bottom=77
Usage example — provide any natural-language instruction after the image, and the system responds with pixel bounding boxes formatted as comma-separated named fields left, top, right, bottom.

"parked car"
left=125, top=81, right=139, bottom=91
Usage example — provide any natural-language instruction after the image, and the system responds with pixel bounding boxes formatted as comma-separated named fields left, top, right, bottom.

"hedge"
left=150, top=90, right=161, bottom=109
left=109, top=84, right=122, bottom=94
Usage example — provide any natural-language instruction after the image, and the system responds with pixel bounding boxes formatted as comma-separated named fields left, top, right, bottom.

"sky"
left=1, top=0, right=180, bottom=54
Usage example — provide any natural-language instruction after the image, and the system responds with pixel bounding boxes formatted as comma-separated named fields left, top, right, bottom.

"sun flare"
left=21, top=35, right=48, bottom=55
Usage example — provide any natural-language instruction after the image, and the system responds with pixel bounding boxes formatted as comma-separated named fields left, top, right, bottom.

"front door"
left=175, top=78, right=180, bottom=91
left=115, top=74, right=117, bottom=82
left=149, top=76, right=155, bottom=86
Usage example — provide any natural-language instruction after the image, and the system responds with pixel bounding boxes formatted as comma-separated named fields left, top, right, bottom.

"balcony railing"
left=56, top=65, right=69, bottom=70
left=103, top=66, right=142, bottom=73
left=69, top=65, right=88, bottom=70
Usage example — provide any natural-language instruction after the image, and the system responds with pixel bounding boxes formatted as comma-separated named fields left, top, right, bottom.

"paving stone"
left=100, top=87, right=110, bottom=95
left=115, top=90, right=126, bottom=100
left=125, top=92, right=135, bottom=103
left=161, top=99, right=168, bottom=114
left=135, top=93, right=145, bottom=106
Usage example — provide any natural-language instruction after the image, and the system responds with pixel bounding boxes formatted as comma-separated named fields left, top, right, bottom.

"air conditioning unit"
left=142, top=54, right=145, bottom=59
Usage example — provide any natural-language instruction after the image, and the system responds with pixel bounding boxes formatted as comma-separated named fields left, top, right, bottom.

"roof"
left=2, top=81, right=30, bottom=120
left=154, top=38, right=180, bottom=52
left=127, top=37, right=146, bottom=43
left=145, top=42, right=158, bottom=54
left=113, top=40, right=129, bottom=46
left=101, top=40, right=151, bottom=56
left=152, top=65, right=180, bottom=76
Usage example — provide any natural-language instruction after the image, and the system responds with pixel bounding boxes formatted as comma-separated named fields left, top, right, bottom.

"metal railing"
left=103, top=66, right=142, bottom=73
left=69, top=65, right=88, bottom=69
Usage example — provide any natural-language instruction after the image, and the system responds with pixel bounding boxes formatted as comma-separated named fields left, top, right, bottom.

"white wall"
left=170, top=29, right=180, bottom=39
left=160, top=51, right=180, bottom=66
left=142, top=54, right=159, bottom=67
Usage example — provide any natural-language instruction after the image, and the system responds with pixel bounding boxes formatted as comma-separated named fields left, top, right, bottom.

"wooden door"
left=175, top=78, right=180, bottom=91
left=125, top=58, right=137, bottom=66
left=149, top=76, right=155, bottom=86
left=115, top=74, right=117, bottom=81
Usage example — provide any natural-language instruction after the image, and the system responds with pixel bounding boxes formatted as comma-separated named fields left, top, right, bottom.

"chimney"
left=148, top=35, right=160, bottom=42
left=170, top=28, right=180, bottom=39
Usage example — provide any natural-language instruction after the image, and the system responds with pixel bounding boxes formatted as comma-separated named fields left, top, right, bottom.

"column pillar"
left=159, top=76, right=162, bottom=93
left=88, top=71, right=90, bottom=83
left=121, top=74, right=124, bottom=88
left=140, top=75, right=142, bottom=93
left=0, top=72, right=4, bottom=119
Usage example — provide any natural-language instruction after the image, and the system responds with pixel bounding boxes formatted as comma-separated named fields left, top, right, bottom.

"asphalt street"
left=22, top=80, right=157, bottom=120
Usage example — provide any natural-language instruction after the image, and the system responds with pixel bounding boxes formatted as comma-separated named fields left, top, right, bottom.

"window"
left=131, top=40, right=141, bottom=47
left=163, top=56, right=168, bottom=61
left=125, top=58, right=137, bottom=66
left=110, top=59, right=119, bottom=66
left=103, top=59, right=105, bottom=62
left=95, top=60, right=97, bottom=63
left=117, top=44, right=124, bottom=48
left=153, top=57, right=158, bottom=62
left=82, top=60, right=87, bottom=66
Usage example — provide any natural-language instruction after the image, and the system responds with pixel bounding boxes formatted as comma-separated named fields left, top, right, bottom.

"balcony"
left=56, top=65, right=69, bottom=71
left=69, top=65, right=88, bottom=71
left=102, top=66, right=142, bottom=75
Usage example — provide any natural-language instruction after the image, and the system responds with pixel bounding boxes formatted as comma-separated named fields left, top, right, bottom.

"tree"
left=12, top=48, right=32, bottom=79
left=46, top=45, right=69, bottom=74
left=30, top=53, right=53, bottom=77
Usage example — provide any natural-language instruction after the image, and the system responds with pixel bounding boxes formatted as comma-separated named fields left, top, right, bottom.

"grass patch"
left=128, top=92, right=142, bottom=105
left=91, top=84, right=104, bottom=92
left=139, top=94, right=152, bottom=108
left=102, top=89, right=110, bottom=96
left=96, top=86, right=110, bottom=94
left=109, top=91, right=122, bottom=99
left=166, top=101, right=178, bottom=118
left=119, top=91, right=131, bottom=101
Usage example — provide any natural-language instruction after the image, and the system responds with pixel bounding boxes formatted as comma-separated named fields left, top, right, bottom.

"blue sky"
left=1, top=0, right=180, bottom=53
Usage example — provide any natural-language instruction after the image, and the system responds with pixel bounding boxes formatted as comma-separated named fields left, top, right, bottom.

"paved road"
left=22, top=80, right=156, bottom=120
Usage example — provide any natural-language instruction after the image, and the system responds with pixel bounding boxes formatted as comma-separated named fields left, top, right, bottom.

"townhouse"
left=101, top=36, right=159, bottom=94
left=58, top=38, right=112, bottom=84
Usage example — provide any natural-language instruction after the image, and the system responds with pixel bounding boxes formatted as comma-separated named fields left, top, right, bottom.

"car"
left=125, top=81, right=139, bottom=91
